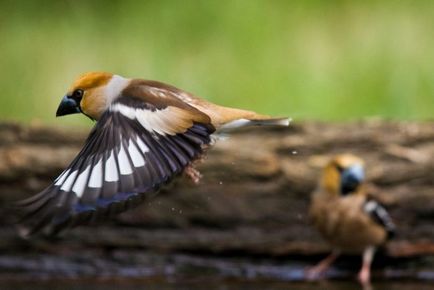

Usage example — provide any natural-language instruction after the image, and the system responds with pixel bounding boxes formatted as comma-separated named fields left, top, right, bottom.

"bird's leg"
left=358, top=246, right=375, bottom=286
left=184, top=164, right=202, bottom=184
left=306, top=250, right=340, bottom=280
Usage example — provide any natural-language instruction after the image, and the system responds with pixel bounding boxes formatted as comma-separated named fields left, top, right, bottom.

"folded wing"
left=363, top=199, right=396, bottom=239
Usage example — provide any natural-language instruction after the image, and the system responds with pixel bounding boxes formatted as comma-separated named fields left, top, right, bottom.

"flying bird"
left=17, top=72, right=289, bottom=236
left=307, top=154, right=395, bottom=285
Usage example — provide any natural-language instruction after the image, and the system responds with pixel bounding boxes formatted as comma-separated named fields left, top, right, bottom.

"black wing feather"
left=16, top=106, right=214, bottom=236
left=363, top=199, right=396, bottom=239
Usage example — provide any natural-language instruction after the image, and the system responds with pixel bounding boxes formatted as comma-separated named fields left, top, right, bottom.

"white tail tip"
left=273, top=117, right=292, bottom=126
left=218, top=117, right=291, bottom=132
left=251, top=117, right=292, bottom=127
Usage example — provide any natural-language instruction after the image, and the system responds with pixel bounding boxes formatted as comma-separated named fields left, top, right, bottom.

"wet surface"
left=1, top=251, right=434, bottom=283
left=2, top=280, right=434, bottom=290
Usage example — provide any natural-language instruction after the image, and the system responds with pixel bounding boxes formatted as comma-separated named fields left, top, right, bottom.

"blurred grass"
left=0, top=0, right=433, bottom=126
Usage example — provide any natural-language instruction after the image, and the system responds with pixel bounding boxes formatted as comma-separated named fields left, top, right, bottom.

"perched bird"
left=307, top=154, right=395, bottom=285
left=17, top=72, right=289, bottom=236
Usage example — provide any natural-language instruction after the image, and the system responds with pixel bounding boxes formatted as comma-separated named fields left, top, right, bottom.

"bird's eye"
left=334, top=163, right=344, bottom=173
left=72, top=89, right=84, bottom=100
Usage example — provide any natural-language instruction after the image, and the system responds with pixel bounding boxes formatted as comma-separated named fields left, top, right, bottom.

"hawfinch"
left=17, top=72, right=289, bottom=236
left=307, top=154, right=395, bottom=285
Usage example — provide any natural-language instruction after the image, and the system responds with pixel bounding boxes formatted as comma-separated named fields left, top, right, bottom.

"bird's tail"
left=208, top=105, right=290, bottom=132
left=183, top=95, right=290, bottom=131
left=218, top=116, right=291, bottom=132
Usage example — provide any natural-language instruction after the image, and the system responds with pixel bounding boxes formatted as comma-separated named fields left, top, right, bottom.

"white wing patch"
left=55, top=169, right=70, bottom=186
left=364, top=200, right=378, bottom=213
left=110, top=103, right=192, bottom=135
left=110, top=103, right=136, bottom=119
left=72, top=165, right=91, bottom=197
left=53, top=135, right=153, bottom=197
left=105, top=150, right=119, bottom=182
left=136, top=136, right=149, bottom=153
left=135, top=109, right=154, bottom=132
left=135, top=109, right=177, bottom=135
left=128, top=139, right=145, bottom=167
left=89, top=158, right=103, bottom=188
left=118, top=143, right=133, bottom=175
left=60, top=170, right=78, bottom=192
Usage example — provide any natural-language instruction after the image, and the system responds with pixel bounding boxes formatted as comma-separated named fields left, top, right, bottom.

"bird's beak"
left=340, top=164, right=365, bottom=195
left=56, top=95, right=81, bottom=117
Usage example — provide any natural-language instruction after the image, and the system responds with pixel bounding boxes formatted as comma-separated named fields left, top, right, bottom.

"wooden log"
left=0, top=120, right=433, bottom=280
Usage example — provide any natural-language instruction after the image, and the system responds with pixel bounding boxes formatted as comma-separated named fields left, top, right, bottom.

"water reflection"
left=2, top=280, right=434, bottom=290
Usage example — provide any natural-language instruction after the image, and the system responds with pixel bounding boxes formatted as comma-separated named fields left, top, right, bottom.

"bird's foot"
left=305, top=251, right=340, bottom=281
left=357, top=266, right=371, bottom=286
left=305, top=264, right=328, bottom=281
left=184, top=165, right=202, bottom=184
left=358, top=246, right=374, bottom=288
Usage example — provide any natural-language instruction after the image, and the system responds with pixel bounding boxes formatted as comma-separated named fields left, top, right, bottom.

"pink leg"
left=306, top=250, right=340, bottom=280
left=184, top=164, right=202, bottom=184
left=358, top=246, right=375, bottom=286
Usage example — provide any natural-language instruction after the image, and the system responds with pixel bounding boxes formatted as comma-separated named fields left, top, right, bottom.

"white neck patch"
left=105, top=75, right=130, bottom=103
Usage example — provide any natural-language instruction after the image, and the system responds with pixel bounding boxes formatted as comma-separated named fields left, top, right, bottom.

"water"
left=1, top=280, right=433, bottom=290
left=2, top=252, right=434, bottom=290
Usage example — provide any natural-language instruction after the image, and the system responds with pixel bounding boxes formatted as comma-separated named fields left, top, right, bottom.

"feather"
left=16, top=98, right=214, bottom=236
left=363, top=199, right=396, bottom=239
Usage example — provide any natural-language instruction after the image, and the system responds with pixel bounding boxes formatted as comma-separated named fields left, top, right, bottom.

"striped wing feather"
left=363, top=199, right=396, bottom=239
left=17, top=102, right=214, bottom=236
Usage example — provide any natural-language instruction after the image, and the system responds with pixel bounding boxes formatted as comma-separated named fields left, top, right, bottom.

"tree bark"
left=0, top=120, right=433, bottom=281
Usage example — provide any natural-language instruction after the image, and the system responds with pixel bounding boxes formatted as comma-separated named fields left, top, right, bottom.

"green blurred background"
left=0, top=0, right=433, bottom=126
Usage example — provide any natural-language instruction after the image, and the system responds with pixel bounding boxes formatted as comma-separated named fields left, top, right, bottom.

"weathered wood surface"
left=0, top=120, right=433, bottom=281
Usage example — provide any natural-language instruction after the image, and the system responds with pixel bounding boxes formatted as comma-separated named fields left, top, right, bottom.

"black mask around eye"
left=340, top=164, right=365, bottom=195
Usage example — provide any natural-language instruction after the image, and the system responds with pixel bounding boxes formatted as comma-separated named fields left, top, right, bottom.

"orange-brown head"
left=56, top=72, right=130, bottom=120
left=321, top=154, right=365, bottom=197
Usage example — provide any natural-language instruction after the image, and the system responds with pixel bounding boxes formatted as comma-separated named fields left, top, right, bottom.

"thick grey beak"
left=56, top=95, right=81, bottom=117
left=340, top=164, right=365, bottom=195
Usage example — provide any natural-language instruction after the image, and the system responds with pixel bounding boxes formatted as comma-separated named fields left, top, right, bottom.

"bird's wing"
left=363, top=199, right=396, bottom=239
left=17, top=91, right=215, bottom=236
